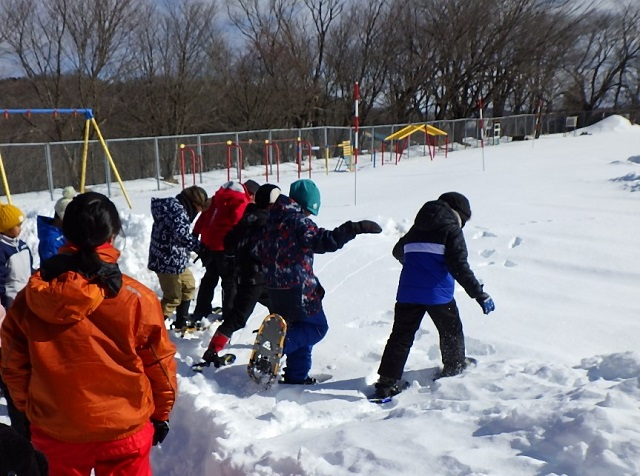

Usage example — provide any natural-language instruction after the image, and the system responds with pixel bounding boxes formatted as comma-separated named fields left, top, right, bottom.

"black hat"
left=244, top=179, right=260, bottom=196
left=439, top=192, right=471, bottom=226
left=255, top=184, right=281, bottom=209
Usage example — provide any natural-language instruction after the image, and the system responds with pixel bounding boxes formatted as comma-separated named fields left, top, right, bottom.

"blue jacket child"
left=36, top=186, right=76, bottom=263
left=254, top=179, right=382, bottom=384
left=374, top=192, right=495, bottom=399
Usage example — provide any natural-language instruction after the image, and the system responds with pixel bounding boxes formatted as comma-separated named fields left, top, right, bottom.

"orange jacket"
left=0, top=245, right=177, bottom=443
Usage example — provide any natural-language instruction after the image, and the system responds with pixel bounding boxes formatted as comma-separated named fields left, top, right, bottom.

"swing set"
left=0, top=108, right=132, bottom=208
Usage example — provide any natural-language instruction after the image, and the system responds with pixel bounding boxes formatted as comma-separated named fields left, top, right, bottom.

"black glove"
left=352, top=220, right=382, bottom=234
left=151, top=419, right=170, bottom=446
left=196, top=244, right=215, bottom=268
left=476, top=292, right=495, bottom=315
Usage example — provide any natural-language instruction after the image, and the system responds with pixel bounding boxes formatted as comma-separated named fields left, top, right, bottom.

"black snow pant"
left=377, top=300, right=465, bottom=381
left=194, top=251, right=236, bottom=319
left=0, top=359, right=30, bottom=440
left=217, top=283, right=271, bottom=337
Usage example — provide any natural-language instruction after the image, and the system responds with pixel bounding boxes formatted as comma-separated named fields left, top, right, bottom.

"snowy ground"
left=2, top=115, right=640, bottom=475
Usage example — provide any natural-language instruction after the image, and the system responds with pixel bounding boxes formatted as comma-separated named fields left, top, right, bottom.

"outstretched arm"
left=303, top=219, right=382, bottom=254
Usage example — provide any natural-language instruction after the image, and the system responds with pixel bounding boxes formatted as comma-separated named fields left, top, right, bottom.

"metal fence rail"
left=0, top=110, right=633, bottom=201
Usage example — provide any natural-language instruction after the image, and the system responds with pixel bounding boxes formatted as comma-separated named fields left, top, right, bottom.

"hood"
left=25, top=245, right=121, bottom=325
left=36, top=215, right=57, bottom=233
left=413, top=200, right=460, bottom=232
left=268, top=194, right=303, bottom=224
left=214, top=186, right=248, bottom=209
left=151, top=197, right=172, bottom=221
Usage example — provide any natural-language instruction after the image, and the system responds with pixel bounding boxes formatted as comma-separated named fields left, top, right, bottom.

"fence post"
left=44, top=143, right=54, bottom=201
left=104, top=139, right=112, bottom=197
left=197, top=134, right=203, bottom=183
left=154, top=137, right=161, bottom=191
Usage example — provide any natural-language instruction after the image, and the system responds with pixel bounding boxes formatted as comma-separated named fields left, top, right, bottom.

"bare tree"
left=126, top=0, right=228, bottom=178
left=561, top=3, right=640, bottom=114
left=228, top=0, right=346, bottom=129
left=62, top=0, right=143, bottom=122
left=0, top=0, right=76, bottom=141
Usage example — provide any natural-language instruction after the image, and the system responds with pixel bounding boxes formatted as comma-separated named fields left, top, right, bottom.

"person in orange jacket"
left=191, top=180, right=259, bottom=322
left=0, top=192, right=177, bottom=475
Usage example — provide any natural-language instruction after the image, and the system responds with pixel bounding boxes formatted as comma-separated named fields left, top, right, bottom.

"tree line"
left=0, top=0, right=638, bottom=145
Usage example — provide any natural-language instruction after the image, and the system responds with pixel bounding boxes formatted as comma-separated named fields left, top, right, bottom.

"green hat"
left=289, top=179, right=321, bottom=216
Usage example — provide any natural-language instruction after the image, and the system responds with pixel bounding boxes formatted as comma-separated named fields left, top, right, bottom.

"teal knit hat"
left=289, top=179, right=321, bottom=215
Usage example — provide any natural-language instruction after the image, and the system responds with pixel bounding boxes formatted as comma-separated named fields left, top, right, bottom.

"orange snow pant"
left=31, top=421, right=154, bottom=476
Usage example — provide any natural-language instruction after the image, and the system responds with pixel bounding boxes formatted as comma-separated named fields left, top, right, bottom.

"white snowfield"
left=2, top=115, right=640, bottom=476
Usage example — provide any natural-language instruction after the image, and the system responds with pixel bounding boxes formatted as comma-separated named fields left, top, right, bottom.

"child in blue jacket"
left=374, top=192, right=495, bottom=399
left=36, top=186, right=76, bottom=262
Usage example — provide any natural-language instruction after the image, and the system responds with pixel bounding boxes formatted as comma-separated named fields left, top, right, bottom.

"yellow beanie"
left=0, top=204, right=25, bottom=233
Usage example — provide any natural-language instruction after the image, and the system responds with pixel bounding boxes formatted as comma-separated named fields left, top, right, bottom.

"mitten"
left=151, top=419, right=170, bottom=446
left=476, top=292, right=495, bottom=315
left=352, top=220, right=382, bottom=234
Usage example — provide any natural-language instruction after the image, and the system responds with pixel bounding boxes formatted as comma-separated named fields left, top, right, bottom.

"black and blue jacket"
left=393, top=199, right=483, bottom=305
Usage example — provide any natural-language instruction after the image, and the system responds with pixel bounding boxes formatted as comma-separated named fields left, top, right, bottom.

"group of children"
left=148, top=178, right=495, bottom=392
left=0, top=177, right=496, bottom=473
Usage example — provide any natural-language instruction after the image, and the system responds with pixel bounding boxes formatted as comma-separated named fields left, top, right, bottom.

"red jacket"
left=193, top=184, right=249, bottom=251
left=0, top=244, right=177, bottom=443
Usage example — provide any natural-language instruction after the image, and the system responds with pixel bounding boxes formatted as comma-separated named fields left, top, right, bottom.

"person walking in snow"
left=201, top=183, right=280, bottom=366
left=255, top=179, right=383, bottom=384
left=374, top=192, right=495, bottom=399
left=36, top=185, right=77, bottom=262
left=0, top=192, right=178, bottom=475
left=191, top=180, right=259, bottom=322
left=148, top=185, right=213, bottom=329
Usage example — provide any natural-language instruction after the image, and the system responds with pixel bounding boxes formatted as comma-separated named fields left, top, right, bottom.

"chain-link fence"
left=0, top=110, right=634, bottom=200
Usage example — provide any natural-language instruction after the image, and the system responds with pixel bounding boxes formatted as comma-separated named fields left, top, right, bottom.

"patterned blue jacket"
left=254, top=194, right=356, bottom=320
left=393, top=199, right=483, bottom=305
left=148, top=196, right=200, bottom=274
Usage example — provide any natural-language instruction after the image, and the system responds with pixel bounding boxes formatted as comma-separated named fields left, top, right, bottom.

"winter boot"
left=173, top=300, right=191, bottom=329
left=438, top=357, right=477, bottom=379
left=279, top=376, right=318, bottom=385
left=207, top=331, right=230, bottom=354
left=374, top=376, right=405, bottom=398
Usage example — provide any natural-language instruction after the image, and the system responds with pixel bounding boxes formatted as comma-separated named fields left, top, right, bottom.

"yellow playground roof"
left=385, top=123, right=447, bottom=141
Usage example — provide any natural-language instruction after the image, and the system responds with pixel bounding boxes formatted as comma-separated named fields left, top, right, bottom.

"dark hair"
left=62, top=192, right=122, bottom=273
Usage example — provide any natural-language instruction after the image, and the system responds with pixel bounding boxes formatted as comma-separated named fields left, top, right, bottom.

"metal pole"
left=45, top=143, right=54, bottom=201
left=154, top=137, right=161, bottom=191
left=354, top=81, right=359, bottom=206
left=479, top=99, right=486, bottom=172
